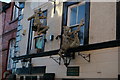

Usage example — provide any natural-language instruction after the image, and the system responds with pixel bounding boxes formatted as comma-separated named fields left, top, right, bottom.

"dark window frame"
left=61, top=2, right=90, bottom=46
left=116, top=2, right=120, bottom=40
left=12, top=2, right=19, bottom=21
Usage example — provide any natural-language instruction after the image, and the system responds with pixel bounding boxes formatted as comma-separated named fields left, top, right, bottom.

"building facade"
left=12, top=0, right=119, bottom=79
left=0, top=1, right=19, bottom=79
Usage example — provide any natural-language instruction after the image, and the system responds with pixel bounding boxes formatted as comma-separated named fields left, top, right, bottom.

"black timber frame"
left=12, top=40, right=120, bottom=61
left=117, top=2, right=120, bottom=39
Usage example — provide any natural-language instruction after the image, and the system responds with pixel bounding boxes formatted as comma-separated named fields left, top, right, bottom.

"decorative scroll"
left=58, top=19, right=84, bottom=67
left=59, top=19, right=84, bottom=56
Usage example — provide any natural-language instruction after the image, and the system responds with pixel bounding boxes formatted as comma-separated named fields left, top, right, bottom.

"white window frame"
left=67, top=1, right=85, bottom=27
left=67, top=2, right=85, bottom=45
left=12, top=2, right=19, bottom=21
left=31, top=10, right=47, bottom=51
left=7, top=39, right=15, bottom=70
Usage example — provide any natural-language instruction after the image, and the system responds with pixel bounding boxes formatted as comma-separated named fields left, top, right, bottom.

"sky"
left=0, top=0, right=11, bottom=3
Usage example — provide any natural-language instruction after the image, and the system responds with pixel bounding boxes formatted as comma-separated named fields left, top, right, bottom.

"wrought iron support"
left=78, top=52, right=90, bottom=62
left=50, top=56, right=61, bottom=65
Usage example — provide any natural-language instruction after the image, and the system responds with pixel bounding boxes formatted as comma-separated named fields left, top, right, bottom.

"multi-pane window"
left=12, top=2, right=19, bottom=20
left=35, top=10, right=47, bottom=52
left=7, top=39, right=15, bottom=70
left=30, top=10, right=47, bottom=53
left=67, top=2, right=85, bottom=45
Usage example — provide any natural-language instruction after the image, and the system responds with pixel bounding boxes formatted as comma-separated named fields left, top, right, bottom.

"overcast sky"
left=0, top=0, right=11, bottom=3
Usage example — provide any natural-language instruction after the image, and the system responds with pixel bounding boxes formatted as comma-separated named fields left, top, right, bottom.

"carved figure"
left=28, top=9, right=49, bottom=35
left=59, top=19, right=84, bottom=57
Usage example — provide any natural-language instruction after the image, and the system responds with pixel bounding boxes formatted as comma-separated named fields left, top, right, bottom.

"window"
left=12, top=2, right=19, bottom=20
left=68, top=2, right=85, bottom=45
left=34, top=10, right=47, bottom=52
left=29, top=10, right=47, bottom=53
left=7, top=39, right=15, bottom=70
left=34, top=34, right=46, bottom=52
left=68, top=3, right=85, bottom=26
left=62, top=2, right=90, bottom=45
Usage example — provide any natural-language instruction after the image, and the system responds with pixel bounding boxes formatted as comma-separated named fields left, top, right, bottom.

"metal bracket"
left=50, top=56, right=61, bottom=65
left=78, top=52, right=91, bottom=62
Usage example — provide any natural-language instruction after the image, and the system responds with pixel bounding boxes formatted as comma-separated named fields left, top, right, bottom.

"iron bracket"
left=78, top=52, right=91, bottom=62
left=50, top=56, right=61, bottom=65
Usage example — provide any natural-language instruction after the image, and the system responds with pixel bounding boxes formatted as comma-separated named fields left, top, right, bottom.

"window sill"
left=9, top=18, right=18, bottom=24
left=68, top=24, right=80, bottom=28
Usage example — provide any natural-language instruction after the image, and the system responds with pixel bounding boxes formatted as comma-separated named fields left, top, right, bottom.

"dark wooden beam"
left=12, top=49, right=59, bottom=61
left=12, top=40, right=120, bottom=61
left=67, top=40, right=120, bottom=53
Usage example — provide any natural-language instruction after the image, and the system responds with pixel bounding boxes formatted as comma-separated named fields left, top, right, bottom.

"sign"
left=67, top=66, right=79, bottom=76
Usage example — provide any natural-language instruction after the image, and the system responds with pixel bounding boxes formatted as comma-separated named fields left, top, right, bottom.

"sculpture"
left=28, top=8, right=49, bottom=35
left=59, top=19, right=84, bottom=60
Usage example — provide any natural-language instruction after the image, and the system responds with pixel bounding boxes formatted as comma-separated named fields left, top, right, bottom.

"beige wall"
left=89, top=2, right=116, bottom=44
left=16, top=1, right=118, bottom=78
left=45, top=2, right=62, bottom=51
left=32, top=47, right=118, bottom=78
left=18, top=2, right=34, bottom=56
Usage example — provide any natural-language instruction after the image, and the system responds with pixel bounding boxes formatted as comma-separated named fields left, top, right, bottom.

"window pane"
left=16, top=7, right=19, bottom=18
left=70, top=6, right=77, bottom=26
left=12, top=2, right=19, bottom=20
left=78, top=26, right=84, bottom=45
left=77, top=4, right=85, bottom=24
left=39, top=11, right=47, bottom=26
left=19, top=2, right=25, bottom=9
left=71, top=25, right=84, bottom=45
left=7, top=39, right=15, bottom=70
left=43, top=11, right=47, bottom=26
left=35, top=35, right=45, bottom=52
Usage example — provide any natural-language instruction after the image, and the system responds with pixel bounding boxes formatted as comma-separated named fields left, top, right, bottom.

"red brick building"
left=0, top=2, right=18, bottom=79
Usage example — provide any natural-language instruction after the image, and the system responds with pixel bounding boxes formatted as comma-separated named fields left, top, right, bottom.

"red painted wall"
left=1, top=2, right=18, bottom=78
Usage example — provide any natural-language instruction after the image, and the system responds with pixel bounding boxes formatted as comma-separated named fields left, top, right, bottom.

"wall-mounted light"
left=21, top=59, right=29, bottom=68
left=50, top=35, right=54, bottom=41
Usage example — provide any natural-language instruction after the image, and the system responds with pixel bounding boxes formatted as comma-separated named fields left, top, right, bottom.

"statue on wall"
left=59, top=19, right=84, bottom=58
left=28, top=8, right=49, bottom=35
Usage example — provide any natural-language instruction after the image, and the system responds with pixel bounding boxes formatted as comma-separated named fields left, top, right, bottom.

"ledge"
left=9, top=18, right=18, bottom=24
left=67, top=39, right=120, bottom=53
left=12, top=40, right=120, bottom=61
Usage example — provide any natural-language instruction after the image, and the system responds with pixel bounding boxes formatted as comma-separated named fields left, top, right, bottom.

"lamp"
left=21, top=59, right=29, bottom=68
left=61, top=52, right=74, bottom=67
